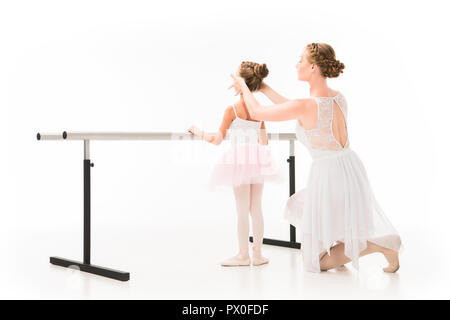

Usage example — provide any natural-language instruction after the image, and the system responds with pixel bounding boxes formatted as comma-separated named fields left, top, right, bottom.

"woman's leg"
left=319, top=241, right=400, bottom=272
left=250, top=183, right=269, bottom=265
left=319, top=243, right=351, bottom=271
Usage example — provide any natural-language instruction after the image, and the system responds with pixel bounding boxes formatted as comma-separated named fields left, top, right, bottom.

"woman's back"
left=296, top=91, right=349, bottom=151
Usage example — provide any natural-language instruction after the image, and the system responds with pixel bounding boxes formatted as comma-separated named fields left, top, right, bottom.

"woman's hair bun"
left=306, top=43, right=345, bottom=78
left=322, top=58, right=345, bottom=78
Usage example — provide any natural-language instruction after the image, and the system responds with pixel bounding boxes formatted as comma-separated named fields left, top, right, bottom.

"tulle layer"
left=208, top=143, right=283, bottom=190
left=284, top=147, right=403, bottom=273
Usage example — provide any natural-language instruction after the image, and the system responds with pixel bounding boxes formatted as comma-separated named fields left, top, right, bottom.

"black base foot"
left=249, top=236, right=301, bottom=249
left=50, top=256, right=130, bottom=281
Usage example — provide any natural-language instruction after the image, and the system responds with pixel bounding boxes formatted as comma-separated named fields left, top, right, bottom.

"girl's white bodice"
left=227, top=104, right=262, bottom=144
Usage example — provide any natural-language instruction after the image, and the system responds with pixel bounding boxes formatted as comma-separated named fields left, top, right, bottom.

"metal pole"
left=38, top=131, right=296, bottom=141
left=83, top=140, right=91, bottom=265
left=48, top=137, right=129, bottom=281
left=249, top=137, right=301, bottom=249
left=288, top=139, right=296, bottom=244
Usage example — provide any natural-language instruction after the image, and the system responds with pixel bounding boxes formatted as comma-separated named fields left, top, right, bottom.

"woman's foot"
left=220, top=252, right=250, bottom=267
left=252, top=247, right=269, bottom=266
left=381, top=248, right=400, bottom=273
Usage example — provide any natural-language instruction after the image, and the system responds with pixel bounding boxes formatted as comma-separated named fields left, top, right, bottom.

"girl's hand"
left=228, top=73, right=246, bottom=96
left=204, top=134, right=215, bottom=143
left=188, top=125, right=198, bottom=134
left=188, top=125, right=215, bottom=143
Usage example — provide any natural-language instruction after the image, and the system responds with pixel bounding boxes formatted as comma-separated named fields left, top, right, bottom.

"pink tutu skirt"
left=208, top=142, right=283, bottom=190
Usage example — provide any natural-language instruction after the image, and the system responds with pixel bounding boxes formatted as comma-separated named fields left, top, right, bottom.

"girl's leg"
left=249, top=183, right=264, bottom=249
left=221, top=184, right=251, bottom=266
left=250, top=183, right=269, bottom=266
left=233, top=183, right=251, bottom=255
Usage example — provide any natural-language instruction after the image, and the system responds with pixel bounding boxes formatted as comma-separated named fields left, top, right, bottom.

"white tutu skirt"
left=284, top=147, right=403, bottom=273
left=208, top=142, right=283, bottom=190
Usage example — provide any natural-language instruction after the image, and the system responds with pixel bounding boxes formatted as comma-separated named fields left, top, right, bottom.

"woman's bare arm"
left=249, top=98, right=310, bottom=122
left=260, top=82, right=289, bottom=104
left=230, top=74, right=309, bottom=122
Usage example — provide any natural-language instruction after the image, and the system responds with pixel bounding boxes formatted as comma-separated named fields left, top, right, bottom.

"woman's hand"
left=228, top=73, right=246, bottom=96
left=229, top=73, right=260, bottom=117
left=259, top=81, right=268, bottom=93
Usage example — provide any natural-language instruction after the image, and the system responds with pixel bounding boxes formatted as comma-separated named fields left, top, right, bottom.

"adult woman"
left=229, top=43, right=403, bottom=273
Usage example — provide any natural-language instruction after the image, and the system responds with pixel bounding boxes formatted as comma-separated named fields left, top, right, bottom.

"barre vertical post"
left=47, top=133, right=130, bottom=281
left=249, top=137, right=301, bottom=249
left=83, top=140, right=91, bottom=265
left=288, top=139, right=297, bottom=244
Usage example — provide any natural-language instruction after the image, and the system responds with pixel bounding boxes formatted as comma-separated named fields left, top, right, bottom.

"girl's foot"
left=252, top=247, right=269, bottom=266
left=252, top=255, right=269, bottom=266
left=220, top=253, right=250, bottom=267
left=381, top=248, right=400, bottom=273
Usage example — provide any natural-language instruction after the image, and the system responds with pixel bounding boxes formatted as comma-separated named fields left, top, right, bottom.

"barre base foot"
left=50, top=256, right=130, bottom=281
left=249, top=236, right=301, bottom=249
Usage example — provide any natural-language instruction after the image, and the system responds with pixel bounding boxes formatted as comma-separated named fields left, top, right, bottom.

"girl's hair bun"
left=253, top=63, right=269, bottom=79
left=239, top=61, right=269, bottom=92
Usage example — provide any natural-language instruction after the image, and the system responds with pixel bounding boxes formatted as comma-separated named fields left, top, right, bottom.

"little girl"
left=188, top=61, right=283, bottom=267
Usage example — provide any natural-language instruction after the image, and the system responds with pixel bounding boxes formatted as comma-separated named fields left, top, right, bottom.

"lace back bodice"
left=296, top=91, right=349, bottom=151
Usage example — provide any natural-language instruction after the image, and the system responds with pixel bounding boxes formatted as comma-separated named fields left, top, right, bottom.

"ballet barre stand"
left=36, top=131, right=301, bottom=281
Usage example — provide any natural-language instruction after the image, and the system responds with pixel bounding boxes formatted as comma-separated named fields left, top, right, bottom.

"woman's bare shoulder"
left=331, top=89, right=340, bottom=96
left=295, top=97, right=317, bottom=108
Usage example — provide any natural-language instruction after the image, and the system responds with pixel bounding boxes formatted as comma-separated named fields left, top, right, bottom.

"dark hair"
left=238, top=61, right=269, bottom=91
left=305, top=43, right=345, bottom=78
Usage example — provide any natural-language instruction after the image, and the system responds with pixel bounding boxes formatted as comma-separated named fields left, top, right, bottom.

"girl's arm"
left=188, top=106, right=234, bottom=145
left=258, top=121, right=268, bottom=145
left=260, top=82, right=289, bottom=104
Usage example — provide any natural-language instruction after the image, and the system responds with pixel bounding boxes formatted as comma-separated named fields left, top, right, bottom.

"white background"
left=1, top=0, right=449, bottom=299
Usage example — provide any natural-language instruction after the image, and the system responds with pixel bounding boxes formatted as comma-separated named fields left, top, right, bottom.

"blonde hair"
left=238, top=61, right=269, bottom=92
left=305, top=43, right=345, bottom=78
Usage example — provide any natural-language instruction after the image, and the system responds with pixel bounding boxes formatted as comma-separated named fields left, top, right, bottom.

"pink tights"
left=232, top=183, right=264, bottom=253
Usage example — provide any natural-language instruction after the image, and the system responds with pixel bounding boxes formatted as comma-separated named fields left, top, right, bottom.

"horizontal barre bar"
left=36, top=133, right=65, bottom=141
left=36, top=131, right=297, bottom=141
